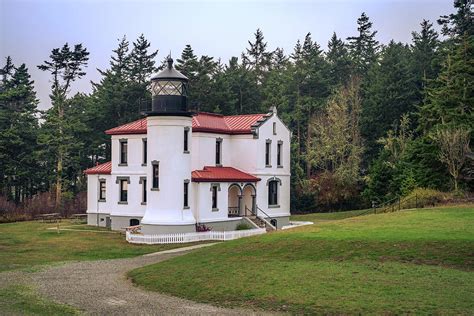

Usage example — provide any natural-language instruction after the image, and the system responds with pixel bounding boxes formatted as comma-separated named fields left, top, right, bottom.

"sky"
left=1, top=0, right=454, bottom=110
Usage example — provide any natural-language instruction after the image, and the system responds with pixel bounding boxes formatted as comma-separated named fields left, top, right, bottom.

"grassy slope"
left=129, top=205, right=474, bottom=315
left=0, top=220, right=193, bottom=272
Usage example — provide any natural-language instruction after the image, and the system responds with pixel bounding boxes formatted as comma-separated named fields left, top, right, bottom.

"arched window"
left=268, top=180, right=279, bottom=206
left=130, top=219, right=140, bottom=226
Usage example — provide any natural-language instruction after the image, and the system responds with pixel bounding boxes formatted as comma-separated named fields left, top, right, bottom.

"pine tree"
left=0, top=59, right=40, bottom=202
left=37, top=43, right=89, bottom=207
left=411, top=20, right=441, bottom=90
left=176, top=44, right=199, bottom=81
left=419, top=35, right=473, bottom=133
left=242, top=28, right=272, bottom=84
left=361, top=41, right=417, bottom=161
left=327, top=32, right=352, bottom=87
left=129, top=34, right=158, bottom=84
left=347, top=12, right=380, bottom=77
left=438, top=0, right=473, bottom=38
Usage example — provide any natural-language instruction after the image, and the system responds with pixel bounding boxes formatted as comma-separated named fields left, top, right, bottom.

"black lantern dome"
left=149, top=57, right=189, bottom=116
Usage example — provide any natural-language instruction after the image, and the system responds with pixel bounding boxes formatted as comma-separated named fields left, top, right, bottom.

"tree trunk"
left=55, top=153, right=63, bottom=209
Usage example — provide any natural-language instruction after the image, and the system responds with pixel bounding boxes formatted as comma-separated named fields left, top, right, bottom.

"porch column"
left=237, top=194, right=242, bottom=216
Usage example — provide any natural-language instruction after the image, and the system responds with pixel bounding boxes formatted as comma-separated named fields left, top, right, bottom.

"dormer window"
left=119, top=139, right=127, bottom=165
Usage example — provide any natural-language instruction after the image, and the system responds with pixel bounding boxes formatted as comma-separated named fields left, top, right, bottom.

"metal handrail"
left=256, top=206, right=277, bottom=230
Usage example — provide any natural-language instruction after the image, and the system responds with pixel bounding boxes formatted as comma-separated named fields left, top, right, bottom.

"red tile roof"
left=105, top=112, right=269, bottom=135
left=84, top=161, right=112, bottom=175
left=192, top=166, right=260, bottom=182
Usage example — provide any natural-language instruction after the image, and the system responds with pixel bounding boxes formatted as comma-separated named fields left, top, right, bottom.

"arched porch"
left=227, top=183, right=257, bottom=217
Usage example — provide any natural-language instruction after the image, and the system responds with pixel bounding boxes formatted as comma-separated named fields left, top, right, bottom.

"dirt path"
left=2, top=243, right=275, bottom=315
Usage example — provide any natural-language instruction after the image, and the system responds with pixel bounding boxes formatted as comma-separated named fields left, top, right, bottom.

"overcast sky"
left=1, top=0, right=454, bottom=110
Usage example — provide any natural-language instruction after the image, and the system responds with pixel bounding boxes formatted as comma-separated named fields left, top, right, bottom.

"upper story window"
left=215, top=138, right=222, bottom=166
left=142, top=138, right=147, bottom=165
left=117, top=177, right=129, bottom=203
left=98, top=180, right=106, bottom=201
left=273, top=122, right=277, bottom=135
left=277, top=141, right=283, bottom=167
left=140, top=177, right=147, bottom=204
left=268, top=180, right=279, bottom=206
left=211, top=185, right=218, bottom=210
left=184, top=180, right=189, bottom=209
left=265, top=139, right=272, bottom=167
left=119, top=139, right=128, bottom=165
left=152, top=161, right=160, bottom=190
left=184, top=127, right=190, bottom=153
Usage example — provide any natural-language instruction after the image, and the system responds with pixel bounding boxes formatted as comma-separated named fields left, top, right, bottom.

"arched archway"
left=130, top=218, right=140, bottom=226
left=228, top=184, right=242, bottom=217
left=242, top=183, right=256, bottom=216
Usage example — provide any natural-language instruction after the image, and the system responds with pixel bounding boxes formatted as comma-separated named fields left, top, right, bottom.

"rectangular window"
left=212, top=186, right=218, bottom=209
left=184, top=181, right=189, bottom=208
left=142, top=139, right=147, bottom=165
left=273, top=122, right=277, bottom=135
left=119, top=140, right=128, bottom=165
left=277, top=141, right=282, bottom=167
left=215, top=138, right=222, bottom=165
left=265, top=140, right=271, bottom=167
left=142, top=179, right=147, bottom=203
left=268, top=181, right=278, bottom=206
left=152, top=162, right=159, bottom=189
left=119, top=179, right=128, bottom=202
left=98, top=180, right=106, bottom=201
left=184, top=128, right=189, bottom=153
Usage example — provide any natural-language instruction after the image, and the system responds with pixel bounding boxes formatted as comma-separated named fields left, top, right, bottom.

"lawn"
left=129, top=205, right=474, bottom=315
left=291, top=208, right=371, bottom=221
left=0, top=220, right=194, bottom=272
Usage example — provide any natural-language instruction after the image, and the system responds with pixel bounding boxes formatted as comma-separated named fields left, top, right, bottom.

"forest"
left=0, top=0, right=472, bottom=219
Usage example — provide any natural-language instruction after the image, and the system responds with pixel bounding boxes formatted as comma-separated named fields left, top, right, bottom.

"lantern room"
left=149, top=56, right=189, bottom=116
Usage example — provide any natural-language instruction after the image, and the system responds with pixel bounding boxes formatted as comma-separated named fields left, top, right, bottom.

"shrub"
left=400, top=188, right=452, bottom=209
left=195, top=223, right=212, bottom=232
left=235, top=223, right=252, bottom=230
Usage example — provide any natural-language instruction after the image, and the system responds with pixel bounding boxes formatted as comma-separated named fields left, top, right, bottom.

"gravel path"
left=1, top=243, right=275, bottom=315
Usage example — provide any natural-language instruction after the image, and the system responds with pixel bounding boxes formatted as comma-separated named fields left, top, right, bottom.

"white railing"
left=126, top=228, right=266, bottom=244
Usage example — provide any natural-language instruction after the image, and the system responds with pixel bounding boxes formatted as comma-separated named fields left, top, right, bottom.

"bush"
left=400, top=188, right=452, bottom=209
left=235, top=223, right=252, bottom=230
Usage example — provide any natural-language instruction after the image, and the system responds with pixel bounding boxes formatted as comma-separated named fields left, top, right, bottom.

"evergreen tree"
left=242, top=28, right=273, bottom=84
left=0, top=59, right=41, bottom=202
left=176, top=44, right=199, bottom=81
left=347, top=12, right=380, bottom=77
left=419, top=35, right=473, bottom=133
left=438, top=0, right=473, bottom=38
left=37, top=43, right=90, bottom=207
left=327, top=32, right=352, bottom=87
left=129, top=34, right=158, bottom=84
left=361, top=41, right=418, bottom=161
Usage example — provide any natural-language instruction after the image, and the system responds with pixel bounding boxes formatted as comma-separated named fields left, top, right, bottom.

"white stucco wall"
left=191, top=133, right=231, bottom=170
left=86, top=174, right=111, bottom=214
left=141, top=116, right=196, bottom=225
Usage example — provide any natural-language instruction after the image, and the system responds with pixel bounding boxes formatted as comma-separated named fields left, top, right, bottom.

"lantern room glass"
left=151, top=80, right=186, bottom=96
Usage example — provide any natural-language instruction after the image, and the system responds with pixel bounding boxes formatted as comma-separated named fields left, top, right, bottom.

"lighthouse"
left=140, top=57, right=196, bottom=234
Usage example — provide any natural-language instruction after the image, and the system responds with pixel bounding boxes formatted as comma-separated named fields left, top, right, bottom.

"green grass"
left=0, top=220, right=196, bottom=272
left=129, top=205, right=474, bottom=315
left=291, top=208, right=371, bottom=221
left=0, top=285, right=80, bottom=315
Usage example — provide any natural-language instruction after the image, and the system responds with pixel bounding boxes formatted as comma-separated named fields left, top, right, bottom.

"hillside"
left=129, top=205, right=474, bottom=314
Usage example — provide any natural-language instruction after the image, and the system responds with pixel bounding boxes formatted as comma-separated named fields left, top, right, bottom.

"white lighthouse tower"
left=140, top=57, right=196, bottom=234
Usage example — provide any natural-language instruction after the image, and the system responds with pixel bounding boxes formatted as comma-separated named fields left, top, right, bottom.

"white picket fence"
left=126, top=228, right=266, bottom=244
